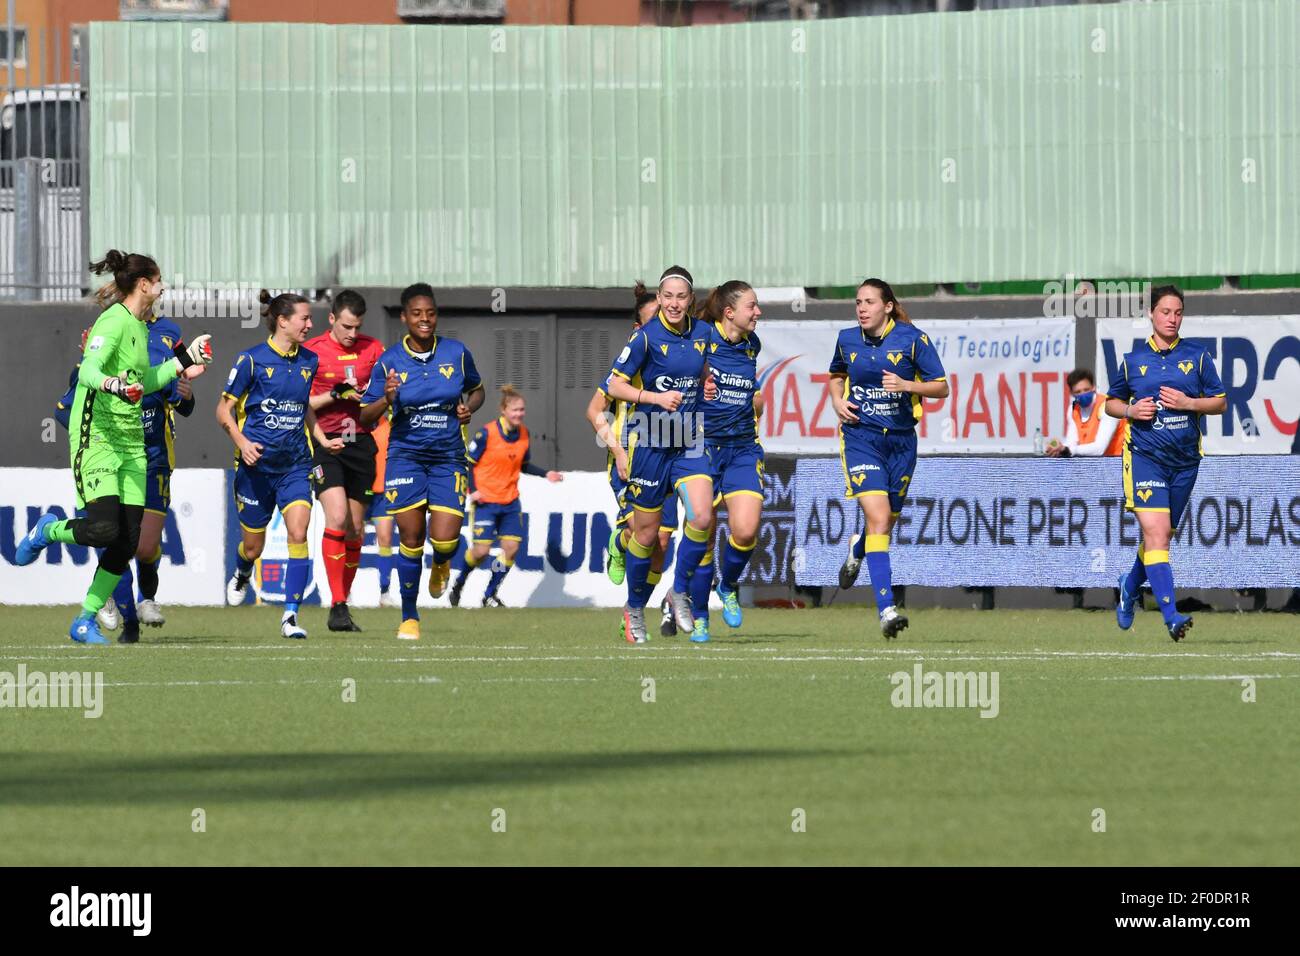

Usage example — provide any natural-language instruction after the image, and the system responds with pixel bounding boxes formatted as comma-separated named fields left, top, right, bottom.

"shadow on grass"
left=0, top=748, right=866, bottom=807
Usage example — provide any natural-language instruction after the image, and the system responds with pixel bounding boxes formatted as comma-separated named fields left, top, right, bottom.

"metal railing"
left=1, top=19, right=88, bottom=301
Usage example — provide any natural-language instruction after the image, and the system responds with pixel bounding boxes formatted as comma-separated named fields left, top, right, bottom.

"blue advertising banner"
left=794, top=456, right=1300, bottom=588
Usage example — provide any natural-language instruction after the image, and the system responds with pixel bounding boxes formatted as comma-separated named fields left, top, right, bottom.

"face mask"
left=1074, top=390, right=1096, bottom=412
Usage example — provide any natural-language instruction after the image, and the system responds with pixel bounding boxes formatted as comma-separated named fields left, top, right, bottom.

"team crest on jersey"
left=438, top=364, right=455, bottom=379
left=1136, top=488, right=1153, bottom=502
left=265, top=367, right=274, bottom=378
left=659, top=344, right=669, bottom=355
left=300, top=369, right=311, bottom=382
left=887, top=351, right=903, bottom=365
left=1139, top=365, right=1148, bottom=376
left=162, top=336, right=173, bottom=349
left=746, top=349, right=755, bottom=360
left=849, top=352, right=858, bottom=363
left=694, top=341, right=706, bottom=354
left=399, top=372, right=409, bottom=383
left=1178, top=360, right=1194, bottom=374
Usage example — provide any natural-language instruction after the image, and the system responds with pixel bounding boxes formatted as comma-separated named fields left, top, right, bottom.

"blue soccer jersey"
left=703, top=321, right=761, bottom=446
left=827, top=319, right=946, bottom=432
left=141, top=315, right=194, bottom=470
left=361, top=335, right=483, bottom=463
left=607, top=312, right=710, bottom=450
left=222, top=338, right=320, bottom=472
left=1107, top=336, right=1226, bottom=469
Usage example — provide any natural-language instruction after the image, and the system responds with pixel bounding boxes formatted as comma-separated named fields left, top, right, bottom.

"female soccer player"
left=304, top=289, right=385, bottom=632
left=585, top=283, right=679, bottom=640
left=601, top=266, right=713, bottom=644
left=359, top=283, right=485, bottom=641
left=15, top=250, right=212, bottom=644
left=107, top=308, right=197, bottom=642
left=216, top=291, right=344, bottom=640
left=686, top=280, right=764, bottom=643
left=1105, top=285, right=1226, bottom=641
left=450, top=385, right=563, bottom=608
left=830, top=278, right=948, bottom=639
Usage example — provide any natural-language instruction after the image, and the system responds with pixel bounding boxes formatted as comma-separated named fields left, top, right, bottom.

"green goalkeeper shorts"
left=73, top=440, right=147, bottom=509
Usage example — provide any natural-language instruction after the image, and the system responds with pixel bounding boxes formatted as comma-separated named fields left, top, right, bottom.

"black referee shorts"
left=313, top=431, right=378, bottom=502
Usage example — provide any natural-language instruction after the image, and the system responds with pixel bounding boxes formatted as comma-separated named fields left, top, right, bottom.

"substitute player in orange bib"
left=449, top=385, right=563, bottom=608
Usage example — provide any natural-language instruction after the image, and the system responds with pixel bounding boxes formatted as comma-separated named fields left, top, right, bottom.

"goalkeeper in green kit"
left=15, top=250, right=213, bottom=643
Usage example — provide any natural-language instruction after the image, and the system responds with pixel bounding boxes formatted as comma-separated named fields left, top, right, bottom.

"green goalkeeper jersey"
left=68, top=302, right=179, bottom=461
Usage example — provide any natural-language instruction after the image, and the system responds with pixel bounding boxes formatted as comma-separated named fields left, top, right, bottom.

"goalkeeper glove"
left=102, top=376, right=143, bottom=404
left=173, top=333, right=213, bottom=372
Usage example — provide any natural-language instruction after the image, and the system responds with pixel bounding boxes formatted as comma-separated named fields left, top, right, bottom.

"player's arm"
left=1161, top=351, right=1227, bottom=416
left=753, top=390, right=765, bottom=420
left=456, top=350, right=486, bottom=424
left=78, top=313, right=140, bottom=401
left=586, top=386, right=628, bottom=479
left=521, top=444, right=563, bottom=482
left=826, top=338, right=858, bottom=424
left=307, top=407, right=343, bottom=455
left=216, top=354, right=262, bottom=465
left=359, top=361, right=397, bottom=428
left=142, top=333, right=213, bottom=394
left=883, top=335, right=949, bottom=399
left=1104, top=360, right=1154, bottom=420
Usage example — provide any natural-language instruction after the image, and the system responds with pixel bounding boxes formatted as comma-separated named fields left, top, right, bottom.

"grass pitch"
left=0, top=604, right=1295, bottom=866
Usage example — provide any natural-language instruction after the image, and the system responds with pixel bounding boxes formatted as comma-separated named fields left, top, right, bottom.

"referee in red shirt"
left=305, top=290, right=386, bottom=631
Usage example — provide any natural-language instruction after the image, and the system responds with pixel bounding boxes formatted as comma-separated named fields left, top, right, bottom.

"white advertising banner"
left=755, top=318, right=1076, bottom=454
left=0, top=468, right=227, bottom=605
left=1096, top=315, right=1300, bottom=455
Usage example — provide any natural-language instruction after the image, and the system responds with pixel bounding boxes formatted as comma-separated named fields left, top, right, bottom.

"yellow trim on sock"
left=1137, top=543, right=1145, bottom=561
left=377, top=546, right=393, bottom=557
left=646, top=570, right=662, bottom=585
left=699, top=551, right=714, bottom=567
left=432, top=538, right=459, bottom=555
left=683, top=523, right=710, bottom=544
left=865, top=534, right=890, bottom=553
left=237, top=542, right=250, bottom=561
left=287, top=542, right=310, bottom=559
left=399, top=543, right=424, bottom=559
left=148, top=545, right=163, bottom=564
left=1142, top=549, right=1170, bottom=565
left=628, top=536, right=654, bottom=559
left=500, top=556, right=516, bottom=568
left=464, top=551, right=481, bottom=568
left=727, top=533, right=757, bottom=553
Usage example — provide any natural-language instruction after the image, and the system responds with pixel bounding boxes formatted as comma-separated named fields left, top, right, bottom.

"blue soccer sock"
left=376, top=545, right=394, bottom=592
left=640, top=568, right=662, bottom=608
left=284, top=542, right=310, bottom=616
left=235, top=541, right=255, bottom=578
left=112, top=566, right=137, bottom=623
left=484, top=556, right=514, bottom=599
left=431, top=538, right=459, bottom=566
left=690, top=551, right=714, bottom=625
left=674, top=523, right=711, bottom=594
left=613, top=528, right=629, bottom=555
left=852, top=532, right=867, bottom=560
left=398, top=543, right=423, bottom=620
left=625, top=535, right=654, bottom=609
left=1143, top=549, right=1179, bottom=624
left=864, top=533, right=894, bottom=615
left=719, top=534, right=756, bottom=590
left=1123, top=543, right=1148, bottom=595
